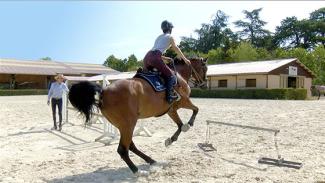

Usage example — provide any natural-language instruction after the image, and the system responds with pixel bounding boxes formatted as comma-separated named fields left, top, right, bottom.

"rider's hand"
left=47, top=100, right=50, bottom=105
left=184, top=58, right=191, bottom=65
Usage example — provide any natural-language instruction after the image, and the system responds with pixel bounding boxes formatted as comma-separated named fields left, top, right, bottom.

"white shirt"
left=48, top=82, right=69, bottom=100
left=151, top=33, right=172, bottom=53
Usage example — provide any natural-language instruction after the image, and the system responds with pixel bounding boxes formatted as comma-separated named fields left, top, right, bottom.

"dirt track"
left=0, top=95, right=324, bottom=183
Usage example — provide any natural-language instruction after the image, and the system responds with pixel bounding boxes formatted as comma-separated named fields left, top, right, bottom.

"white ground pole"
left=205, top=120, right=281, bottom=159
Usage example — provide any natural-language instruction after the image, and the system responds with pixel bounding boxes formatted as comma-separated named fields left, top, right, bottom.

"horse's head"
left=189, top=57, right=208, bottom=89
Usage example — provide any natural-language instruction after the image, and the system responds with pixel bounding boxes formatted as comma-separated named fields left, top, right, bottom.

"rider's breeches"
left=143, top=50, right=173, bottom=79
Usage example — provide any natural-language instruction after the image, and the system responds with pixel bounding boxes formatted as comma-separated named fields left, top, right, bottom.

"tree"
left=164, top=49, right=177, bottom=58
left=275, top=17, right=316, bottom=49
left=298, top=19, right=315, bottom=49
left=40, top=57, right=52, bottom=61
left=312, top=45, right=325, bottom=84
left=103, top=55, right=128, bottom=72
left=127, top=54, right=138, bottom=71
left=179, top=36, right=197, bottom=52
left=227, top=42, right=258, bottom=61
left=234, top=8, right=270, bottom=47
left=180, top=10, right=233, bottom=53
left=207, top=48, right=224, bottom=64
left=310, top=7, right=325, bottom=47
left=274, top=16, right=301, bottom=48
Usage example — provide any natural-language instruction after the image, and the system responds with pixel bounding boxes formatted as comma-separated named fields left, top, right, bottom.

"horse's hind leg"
left=117, top=125, right=143, bottom=174
left=117, top=135, right=137, bottom=174
left=129, top=141, right=156, bottom=164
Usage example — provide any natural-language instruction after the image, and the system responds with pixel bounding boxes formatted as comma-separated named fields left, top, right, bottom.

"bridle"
left=188, top=60, right=206, bottom=87
left=170, top=58, right=206, bottom=87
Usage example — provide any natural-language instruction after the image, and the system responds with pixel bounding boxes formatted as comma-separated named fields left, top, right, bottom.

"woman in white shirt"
left=143, top=20, right=191, bottom=104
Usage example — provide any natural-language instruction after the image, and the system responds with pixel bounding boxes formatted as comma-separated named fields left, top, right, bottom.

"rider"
left=143, top=20, right=191, bottom=104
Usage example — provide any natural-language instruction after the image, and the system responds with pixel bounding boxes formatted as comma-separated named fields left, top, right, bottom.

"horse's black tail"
left=68, top=81, right=102, bottom=124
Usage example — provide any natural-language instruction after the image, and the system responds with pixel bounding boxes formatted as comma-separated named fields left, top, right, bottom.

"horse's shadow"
left=44, top=165, right=148, bottom=183
left=45, top=162, right=170, bottom=183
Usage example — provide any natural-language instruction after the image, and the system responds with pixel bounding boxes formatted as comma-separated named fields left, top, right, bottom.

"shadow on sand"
left=45, top=164, right=153, bottom=183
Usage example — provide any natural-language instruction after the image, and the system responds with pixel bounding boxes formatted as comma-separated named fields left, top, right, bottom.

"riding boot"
left=165, top=75, right=178, bottom=104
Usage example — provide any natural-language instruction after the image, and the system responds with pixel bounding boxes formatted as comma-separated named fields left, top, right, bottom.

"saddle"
left=133, top=68, right=176, bottom=92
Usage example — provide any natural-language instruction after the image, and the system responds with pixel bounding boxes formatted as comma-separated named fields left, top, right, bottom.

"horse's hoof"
left=165, top=138, right=172, bottom=147
left=135, top=170, right=149, bottom=177
left=181, top=124, right=190, bottom=132
left=188, top=119, right=195, bottom=126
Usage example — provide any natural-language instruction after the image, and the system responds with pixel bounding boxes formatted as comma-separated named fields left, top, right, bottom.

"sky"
left=0, top=1, right=323, bottom=64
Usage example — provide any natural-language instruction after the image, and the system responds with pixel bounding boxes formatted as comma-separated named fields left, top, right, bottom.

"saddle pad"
left=134, top=72, right=166, bottom=92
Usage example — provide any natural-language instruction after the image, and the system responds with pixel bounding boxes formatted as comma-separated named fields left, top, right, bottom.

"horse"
left=68, top=57, right=208, bottom=175
left=311, top=85, right=325, bottom=100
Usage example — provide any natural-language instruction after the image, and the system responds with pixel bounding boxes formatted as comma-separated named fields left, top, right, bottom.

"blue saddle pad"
left=134, top=72, right=166, bottom=92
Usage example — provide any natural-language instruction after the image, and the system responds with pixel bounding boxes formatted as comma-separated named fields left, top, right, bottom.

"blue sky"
left=0, top=1, right=323, bottom=64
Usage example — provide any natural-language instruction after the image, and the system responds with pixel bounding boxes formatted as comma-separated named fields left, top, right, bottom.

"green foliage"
left=0, top=83, right=10, bottom=89
left=234, top=8, right=271, bottom=47
left=311, top=45, right=325, bottom=84
left=310, top=7, right=325, bottom=46
left=190, top=88, right=307, bottom=100
left=127, top=54, right=138, bottom=71
left=256, top=48, right=272, bottom=60
left=227, top=42, right=258, bottom=61
left=180, top=10, right=233, bottom=53
left=165, top=49, right=177, bottom=58
left=0, top=89, right=48, bottom=96
left=103, top=54, right=142, bottom=72
left=207, top=48, right=224, bottom=64
left=183, top=50, right=206, bottom=59
left=40, top=57, right=52, bottom=61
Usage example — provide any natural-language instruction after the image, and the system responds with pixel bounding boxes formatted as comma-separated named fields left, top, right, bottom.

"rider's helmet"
left=161, top=20, right=174, bottom=33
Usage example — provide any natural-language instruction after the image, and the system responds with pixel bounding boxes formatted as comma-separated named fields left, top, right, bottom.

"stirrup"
left=167, top=90, right=178, bottom=103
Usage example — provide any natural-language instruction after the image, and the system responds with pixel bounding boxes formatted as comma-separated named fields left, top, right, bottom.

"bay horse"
left=68, top=57, right=208, bottom=175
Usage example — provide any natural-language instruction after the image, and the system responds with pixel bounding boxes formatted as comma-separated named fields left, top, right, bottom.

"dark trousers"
left=143, top=50, right=173, bottom=79
left=51, top=98, right=63, bottom=128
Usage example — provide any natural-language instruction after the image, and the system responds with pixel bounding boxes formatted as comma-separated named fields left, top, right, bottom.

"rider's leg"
left=143, top=51, right=177, bottom=103
left=164, top=75, right=178, bottom=103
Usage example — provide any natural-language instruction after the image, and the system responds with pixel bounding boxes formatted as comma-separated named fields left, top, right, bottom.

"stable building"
left=207, top=58, right=315, bottom=97
left=0, top=58, right=119, bottom=89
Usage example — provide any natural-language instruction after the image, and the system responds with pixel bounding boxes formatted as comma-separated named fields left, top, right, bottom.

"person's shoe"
left=51, top=126, right=57, bottom=130
left=58, top=125, right=62, bottom=131
left=165, top=75, right=178, bottom=104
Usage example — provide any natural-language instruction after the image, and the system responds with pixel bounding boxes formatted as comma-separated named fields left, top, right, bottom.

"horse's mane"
left=173, top=58, right=186, bottom=65
left=173, top=57, right=201, bottom=66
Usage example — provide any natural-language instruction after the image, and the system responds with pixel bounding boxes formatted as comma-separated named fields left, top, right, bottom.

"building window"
left=218, top=79, right=227, bottom=88
left=246, top=79, right=256, bottom=87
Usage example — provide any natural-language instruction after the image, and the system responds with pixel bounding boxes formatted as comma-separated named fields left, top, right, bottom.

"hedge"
left=0, top=89, right=48, bottom=96
left=190, top=88, right=307, bottom=100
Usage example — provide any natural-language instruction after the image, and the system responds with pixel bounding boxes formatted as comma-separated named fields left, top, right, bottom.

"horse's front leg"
left=165, top=110, right=187, bottom=146
left=181, top=98, right=199, bottom=127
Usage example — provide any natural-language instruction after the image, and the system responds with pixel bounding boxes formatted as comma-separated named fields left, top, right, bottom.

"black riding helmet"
left=161, top=20, right=174, bottom=33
